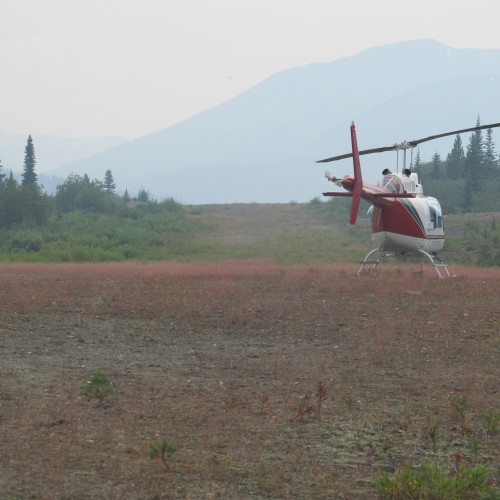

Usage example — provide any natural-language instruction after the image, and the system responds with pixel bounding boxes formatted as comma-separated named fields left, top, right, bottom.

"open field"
left=0, top=261, right=499, bottom=498
left=2, top=202, right=499, bottom=265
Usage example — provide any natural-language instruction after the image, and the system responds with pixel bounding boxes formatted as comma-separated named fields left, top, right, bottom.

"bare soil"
left=0, top=261, right=498, bottom=498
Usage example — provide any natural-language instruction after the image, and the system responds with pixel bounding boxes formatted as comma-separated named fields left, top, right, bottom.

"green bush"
left=375, top=462, right=496, bottom=499
left=7, top=227, right=43, bottom=252
left=80, top=372, right=115, bottom=404
left=149, top=439, right=179, bottom=470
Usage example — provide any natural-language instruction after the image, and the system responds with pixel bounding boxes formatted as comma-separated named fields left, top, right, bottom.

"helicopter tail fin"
left=349, top=122, right=362, bottom=225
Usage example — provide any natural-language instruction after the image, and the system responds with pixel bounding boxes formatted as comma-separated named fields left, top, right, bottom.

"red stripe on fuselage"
left=338, top=176, right=426, bottom=238
left=370, top=201, right=425, bottom=238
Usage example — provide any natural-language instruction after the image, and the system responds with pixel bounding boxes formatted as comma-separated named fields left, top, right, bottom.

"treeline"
left=0, top=135, right=193, bottom=261
left=413, top=118, right=500, bottom=213
left=0, top=135, right=174, bottom=230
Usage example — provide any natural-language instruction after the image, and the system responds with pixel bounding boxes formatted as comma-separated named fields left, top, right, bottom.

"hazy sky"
left=2, top=0, right=499, bottom=139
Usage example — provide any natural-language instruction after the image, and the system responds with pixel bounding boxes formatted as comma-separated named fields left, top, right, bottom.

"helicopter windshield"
left=381, top=174, right=404, bottom=194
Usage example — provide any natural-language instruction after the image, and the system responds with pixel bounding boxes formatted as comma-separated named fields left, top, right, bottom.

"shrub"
left=375, top=462, right=495, bottom=499
left=80, top=372, right=115, bottom=404
left=149, top=439, right=179, bottom=470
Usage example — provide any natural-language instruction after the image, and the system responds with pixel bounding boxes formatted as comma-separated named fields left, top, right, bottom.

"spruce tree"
left=465, top=117, right=485, bottom=179
left=103, top=169, right=116, bottom=194
left=1, top=172, right=21, bottom=228
left=0, top=160, right=5, bottom=227
left=137, top=187, right=150, bottom=203
left=21, top=135, right=38, bottom=187
left=431, top=151, right=442, bottom=179
left=484, top=127, right=498, bottom=174
left=446, top=134, right=465, bottom=177
left=412, top=148, right=422, bottom=173
left=463, top=117, right=485, bottom=211
left=0, top=159, right=5, bottom=188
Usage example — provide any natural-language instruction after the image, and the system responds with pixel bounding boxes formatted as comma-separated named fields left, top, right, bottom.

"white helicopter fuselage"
left=366, top=171, right=445, bottom=254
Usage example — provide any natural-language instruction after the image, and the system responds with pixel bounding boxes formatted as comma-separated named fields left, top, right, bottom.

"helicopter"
left=318, top=121, right=500, bottom=277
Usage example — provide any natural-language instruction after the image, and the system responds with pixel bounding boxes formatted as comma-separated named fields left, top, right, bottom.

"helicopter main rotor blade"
left=407, top=122, right=500, bottom=147
left=316, top=145, right=394, bottom=163
left=317, top=121, right=500, bottom=163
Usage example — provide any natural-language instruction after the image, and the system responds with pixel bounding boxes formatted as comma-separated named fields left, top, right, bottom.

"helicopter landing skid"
left=357, top=248, right=450, bottom=278
left=357, top=248, right=396, bottom=275
left=417, top=249, right=451, bottom=279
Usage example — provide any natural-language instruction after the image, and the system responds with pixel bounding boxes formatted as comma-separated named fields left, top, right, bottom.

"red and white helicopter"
left=318, top=121, right=500, bottom=277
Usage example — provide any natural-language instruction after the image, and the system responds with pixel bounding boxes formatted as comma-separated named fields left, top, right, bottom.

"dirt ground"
left=0, top=261, right=498, bottom=498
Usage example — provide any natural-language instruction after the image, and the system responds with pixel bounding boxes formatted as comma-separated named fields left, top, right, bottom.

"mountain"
left=0, top=129, right=127, bottom=174
left=49, top=39, right=500, bottom=203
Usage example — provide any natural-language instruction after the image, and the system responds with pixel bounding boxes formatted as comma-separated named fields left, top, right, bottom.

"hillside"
left=47, top=40, right=500, bottom=203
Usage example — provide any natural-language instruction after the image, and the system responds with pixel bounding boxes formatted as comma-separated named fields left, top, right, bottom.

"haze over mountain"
left=0, top=130, right=126, bottom=174
left=23, top=40, right=500, bottom=203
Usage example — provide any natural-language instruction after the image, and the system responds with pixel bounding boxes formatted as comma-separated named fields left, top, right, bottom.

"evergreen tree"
left=21, top=135, right=38, bottom=187
left=0, top=160, right=5, bottom=226
left=465, top=116, right=485, bottom=179
left=123, top=188, right=131, bottom=202
left=484, top=127, right=498, bottom=174
left=103, top=169, right=116, bottom=194
left=6, top=171, right=16, bottom=188
left=463, top=116, right=485, bottom=211
left=137, top=187, right=150, bottom=203
left=446, top=134, right=465, bottom=177
left=430, top=151, right=442, bottom=179
left=0, top=172, right=21, bottom=228
left=0, top=158, right=5, bottom=187
left=412, top=148, right=422, bottom=173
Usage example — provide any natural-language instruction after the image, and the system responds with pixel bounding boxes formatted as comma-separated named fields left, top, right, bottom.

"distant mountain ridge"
left=0, top=128, right=127, bottom=174
left=10, top=39, right=500, bottom=203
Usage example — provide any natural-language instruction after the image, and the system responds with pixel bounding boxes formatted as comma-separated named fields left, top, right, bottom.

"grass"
left=0, top=202, right=499, bottom=267
left=375, top=462, right=494, bottom=499
left=0, top=201, right=389, bottom=264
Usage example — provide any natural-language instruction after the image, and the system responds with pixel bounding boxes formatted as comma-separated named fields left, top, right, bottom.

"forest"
left=415, top=121, right=500, bottom=213
left=0, top=122, right=499, bottom=265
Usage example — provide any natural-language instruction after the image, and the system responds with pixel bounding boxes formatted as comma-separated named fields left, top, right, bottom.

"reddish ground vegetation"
left=0, top=261, right=498, bottom=498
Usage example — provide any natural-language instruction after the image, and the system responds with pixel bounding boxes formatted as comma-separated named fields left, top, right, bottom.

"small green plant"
left=381, top=441, right=392, bottom=453
left=450, top=395, right=469, bottom=425
left=149, top=439, right=179, bottom=470
left=375, top=462, right=495, bottom=499
left=470, top=437, right=482, bottom=457
left=428, top=421, right=440, bottom=453
left=80, top=372, right=115, bottom=404
left=482, top=408, right=500, bottom=437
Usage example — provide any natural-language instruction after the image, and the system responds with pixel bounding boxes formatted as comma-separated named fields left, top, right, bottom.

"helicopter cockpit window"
left=381, top=175, right=403, bottom=193
left=429, top=205, right=443, bottom=229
